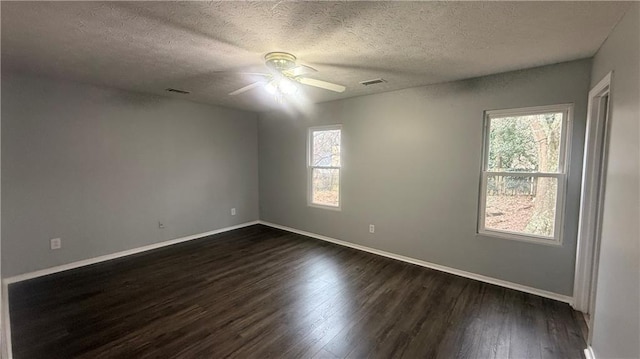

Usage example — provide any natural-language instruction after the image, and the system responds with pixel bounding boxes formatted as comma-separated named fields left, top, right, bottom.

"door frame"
left=573, top=72, right=612, bottom=320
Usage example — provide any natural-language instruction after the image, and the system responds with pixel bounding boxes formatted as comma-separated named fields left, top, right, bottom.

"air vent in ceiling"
left=359, top=78, right=386, bottom=86
left=165, top=88, right=190, bottom=94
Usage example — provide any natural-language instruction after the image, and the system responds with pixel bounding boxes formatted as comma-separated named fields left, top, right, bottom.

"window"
left=308, top=125, right=342, bottom=209
left=479, top=104, right=572, bottom=245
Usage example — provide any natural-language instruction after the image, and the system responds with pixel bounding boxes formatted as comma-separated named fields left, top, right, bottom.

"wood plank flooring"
left=9, top=225, right=587, bottom=358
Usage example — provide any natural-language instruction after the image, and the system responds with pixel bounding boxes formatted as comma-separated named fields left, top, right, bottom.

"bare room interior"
left=0, top=2, right=638, bottom=359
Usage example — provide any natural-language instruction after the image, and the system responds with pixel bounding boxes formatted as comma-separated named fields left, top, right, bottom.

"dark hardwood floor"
left=9, top=225, right=587, bottom=358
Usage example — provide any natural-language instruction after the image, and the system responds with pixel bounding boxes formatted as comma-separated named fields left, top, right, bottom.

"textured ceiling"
left=1, top=1, right=630, bottom=112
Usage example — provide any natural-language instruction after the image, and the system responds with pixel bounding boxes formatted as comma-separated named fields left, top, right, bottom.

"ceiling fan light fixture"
left=229, top=52, right=345, bottom=100
left=278, top=78, right=298, bottom=95
left=264, top=78, right=298, bottom=103
left=265, top=81, right=278, bottom=95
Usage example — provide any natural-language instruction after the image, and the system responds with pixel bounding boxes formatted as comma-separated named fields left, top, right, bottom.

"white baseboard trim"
left=3, top=220, right=259, bottom=285
left=584, top=346, right=596, bottom=359
left=2, top=281, right=11, bottom=359
left=2, top=220, right=260, bottom=359
left=258, top=221, right=574, bottom=305
left=1, top=219, right=573, bottom=359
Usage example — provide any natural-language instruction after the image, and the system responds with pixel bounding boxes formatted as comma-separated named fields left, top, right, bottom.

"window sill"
left=477, top=230, right=562, bottom=247
left=307, top=203, right=342, bottom=211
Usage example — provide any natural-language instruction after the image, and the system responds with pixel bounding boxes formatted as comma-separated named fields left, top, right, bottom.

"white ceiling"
left=1, top=1, right=630, bottom=112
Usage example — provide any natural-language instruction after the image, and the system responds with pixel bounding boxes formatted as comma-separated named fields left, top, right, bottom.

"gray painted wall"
left=2, top=73, right=259, bottom=277
left=259, top=59, right=592, bottom=296
left=589, top=4, right=640, bottom=359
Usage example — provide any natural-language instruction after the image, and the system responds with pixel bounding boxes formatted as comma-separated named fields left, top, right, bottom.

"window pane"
left=312, top=168, right=339, bottom=207
left=484, top=175, right=558, bottom=238
left=312, top=129, right=341, bottom=167
left=488, top=113, right=563, bottom=173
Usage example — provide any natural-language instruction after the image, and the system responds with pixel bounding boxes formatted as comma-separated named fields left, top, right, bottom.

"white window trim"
left=307, top=125, right=342, bottom=211
left=478, top=103, right=573, bottom=246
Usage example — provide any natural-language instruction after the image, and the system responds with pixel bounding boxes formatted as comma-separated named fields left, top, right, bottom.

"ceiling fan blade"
left=283, top=65, right=317, bottom=77
left=297, top=77, right=346, bottom=93
left=229, top=81, right=264, bottom=96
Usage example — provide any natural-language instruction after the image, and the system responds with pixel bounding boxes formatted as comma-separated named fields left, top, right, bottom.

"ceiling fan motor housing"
left=265, top=52, right=297, bottom=71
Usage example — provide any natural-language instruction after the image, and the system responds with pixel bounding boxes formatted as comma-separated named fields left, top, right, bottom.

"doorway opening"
left=573, top=72, right=612, bottom=339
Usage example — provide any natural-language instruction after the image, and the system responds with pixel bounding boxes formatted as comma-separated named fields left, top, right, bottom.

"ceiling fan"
left=229, top=52, right=346, bottom=98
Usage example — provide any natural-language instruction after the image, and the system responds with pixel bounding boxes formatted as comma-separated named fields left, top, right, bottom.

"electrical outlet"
left=369, top=224, right=375, bottom=233
left=50, top=238, right=62, bottom=250
left=158, top=221, right=165, bottom=229
left=231, top=208, right=236, bottom=216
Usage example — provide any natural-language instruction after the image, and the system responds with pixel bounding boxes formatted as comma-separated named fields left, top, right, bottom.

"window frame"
left=307, top=124, right=342, bottom=211
left=478, top=103, right=573, bottom=246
